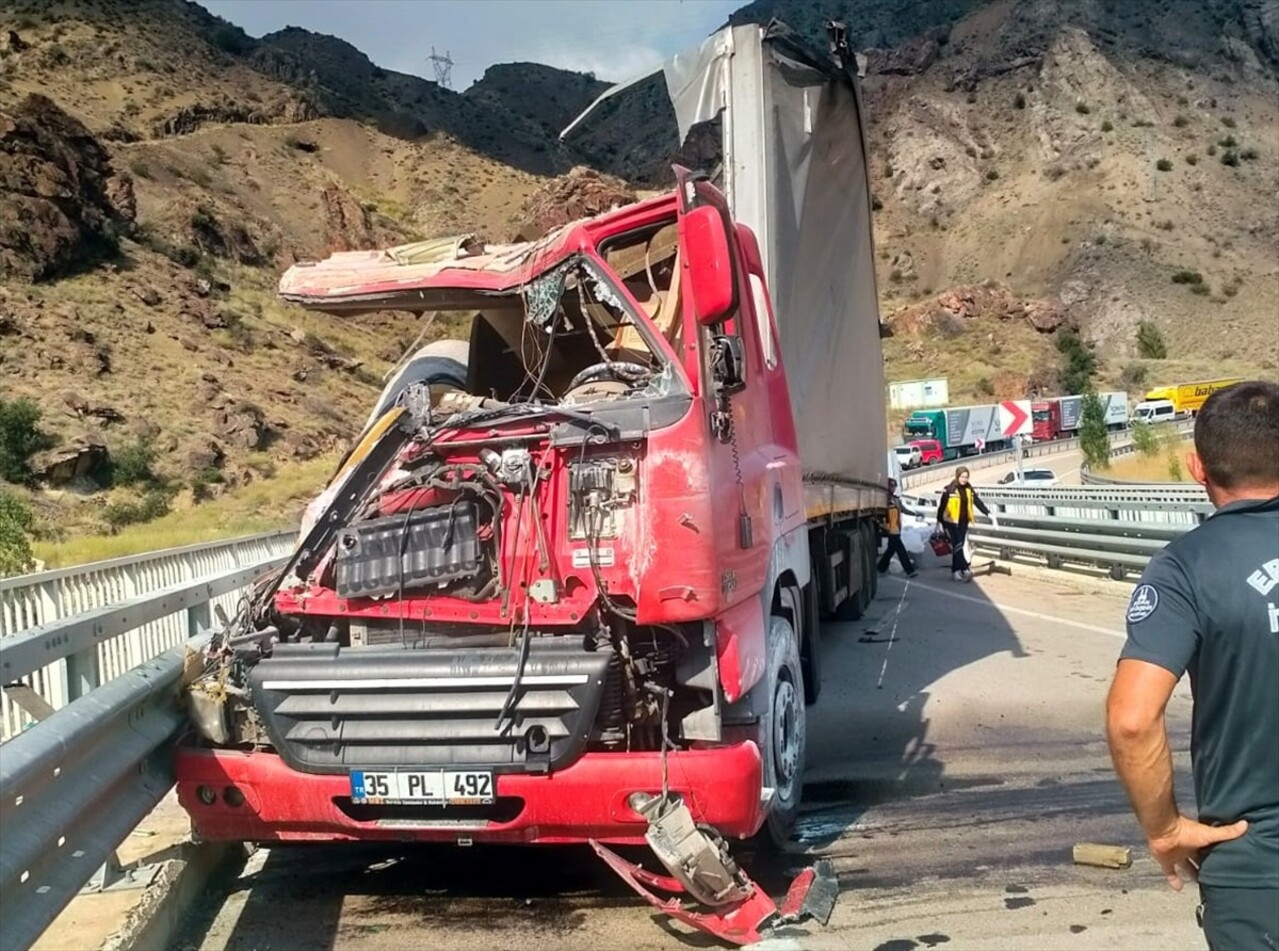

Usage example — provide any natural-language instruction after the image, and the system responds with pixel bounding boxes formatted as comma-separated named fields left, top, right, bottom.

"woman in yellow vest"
left=935, top=466, right=996, bottom=581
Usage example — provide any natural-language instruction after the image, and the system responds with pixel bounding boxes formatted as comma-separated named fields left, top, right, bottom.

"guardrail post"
left=187, top=599, right=212, bottom=639
left=65, top=645, right=101, bottom=701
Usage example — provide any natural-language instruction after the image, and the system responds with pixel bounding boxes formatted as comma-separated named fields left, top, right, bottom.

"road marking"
left=886, top=577, right=1127, bottom=639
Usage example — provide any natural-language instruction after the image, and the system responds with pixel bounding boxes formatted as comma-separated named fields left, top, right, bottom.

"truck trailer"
left=1143, top=378, right=1241, bottom=416
left=903, top=403, right=1007, bottom=459
left=173, top=21, right=882, bottom=940
left=1030, top=392, right=1127, bottom=441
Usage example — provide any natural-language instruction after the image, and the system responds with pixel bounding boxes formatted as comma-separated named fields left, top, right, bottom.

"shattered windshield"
left=384, top=250, right=683, bottom=428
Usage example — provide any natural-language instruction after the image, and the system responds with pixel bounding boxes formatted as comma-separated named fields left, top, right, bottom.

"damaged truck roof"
left=277, top=193, right=675, bottom=315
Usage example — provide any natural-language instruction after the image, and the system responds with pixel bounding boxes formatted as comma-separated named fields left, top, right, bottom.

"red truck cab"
left=1031, top=401, right=1057, bottom=442
left=174, top=174, right=821, bottom=850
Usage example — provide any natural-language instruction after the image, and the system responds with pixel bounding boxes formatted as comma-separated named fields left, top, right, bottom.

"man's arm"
left=1106, top=658, right=1247, bottom=890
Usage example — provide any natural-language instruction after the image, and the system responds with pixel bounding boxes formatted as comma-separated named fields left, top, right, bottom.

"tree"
left=1130, top=417, right=1159, bottom=456
left=1135, top=320, right=1168, bottom=359
left=1079, top=392, right=1111, bottom=470
left=0, top=490, right=34, bottom=577
left=1056, top=331, right=1097, bottom=395
left=0, top=398, right=48, bottom=484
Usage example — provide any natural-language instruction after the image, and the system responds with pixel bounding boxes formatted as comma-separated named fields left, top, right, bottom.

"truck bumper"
left=175, top=743, right=764, bottom=845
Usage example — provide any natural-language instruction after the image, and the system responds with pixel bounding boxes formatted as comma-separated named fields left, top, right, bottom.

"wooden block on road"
left=1073, top=842, right=1133, bottom=869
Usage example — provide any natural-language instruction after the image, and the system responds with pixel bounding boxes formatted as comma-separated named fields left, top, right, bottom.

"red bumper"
left=175, top=743, right=764, bottom=845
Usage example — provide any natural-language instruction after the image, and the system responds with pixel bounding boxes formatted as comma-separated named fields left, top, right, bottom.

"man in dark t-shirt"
left=1107, top=381, right=1279, bottom=951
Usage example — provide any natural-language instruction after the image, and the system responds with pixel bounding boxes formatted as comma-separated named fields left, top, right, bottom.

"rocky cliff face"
left=0, top=95, right=135, bottom=281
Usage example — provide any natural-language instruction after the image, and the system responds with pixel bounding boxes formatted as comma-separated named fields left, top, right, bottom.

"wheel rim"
left=773, top=677, right=801, bottom=798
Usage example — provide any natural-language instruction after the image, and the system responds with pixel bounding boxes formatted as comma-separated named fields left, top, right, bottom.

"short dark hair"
left=1194, top=381, right=1279, bottom=489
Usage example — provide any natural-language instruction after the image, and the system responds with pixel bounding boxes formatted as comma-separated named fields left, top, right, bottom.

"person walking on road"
left=1106, top=380, right=1279, bottom=951
left=878, top=478, right=919, bottom=578
left=935, top=465, right=995, bottom=581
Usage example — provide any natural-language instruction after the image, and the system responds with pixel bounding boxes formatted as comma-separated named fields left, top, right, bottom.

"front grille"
left=248, top=640, right=614, bottom=774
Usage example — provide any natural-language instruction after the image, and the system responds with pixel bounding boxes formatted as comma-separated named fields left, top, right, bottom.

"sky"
left=199, top=0, right=743, bottom=91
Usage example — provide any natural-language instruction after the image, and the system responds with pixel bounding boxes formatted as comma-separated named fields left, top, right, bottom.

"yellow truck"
left=1143, top=378, right=1242, bottom=415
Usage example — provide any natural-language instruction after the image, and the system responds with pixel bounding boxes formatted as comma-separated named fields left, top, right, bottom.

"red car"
left=910, top=439, right=944, bottom=465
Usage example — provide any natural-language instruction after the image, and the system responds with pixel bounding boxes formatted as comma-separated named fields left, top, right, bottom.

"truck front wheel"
left=757, top=614, right=806, bottom=848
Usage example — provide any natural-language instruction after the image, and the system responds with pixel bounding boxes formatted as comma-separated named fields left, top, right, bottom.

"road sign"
left=1000, top=400, right=1032, bottom=437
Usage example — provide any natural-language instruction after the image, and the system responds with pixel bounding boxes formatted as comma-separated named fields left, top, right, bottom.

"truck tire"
left=756, top=614, right=806, bottom=848
left=863, top=521, right=879, bottom=601
left=835, top=529, right=872, bottom=620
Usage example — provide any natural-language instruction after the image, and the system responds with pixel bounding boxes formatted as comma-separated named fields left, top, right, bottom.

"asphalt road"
left=175, top=563, right=1202, bottom=951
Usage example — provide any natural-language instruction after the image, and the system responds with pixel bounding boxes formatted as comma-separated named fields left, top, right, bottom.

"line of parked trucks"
left=895, top=377, right=1241, bottom=467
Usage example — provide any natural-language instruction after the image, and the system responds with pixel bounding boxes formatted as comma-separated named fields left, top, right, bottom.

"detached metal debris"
left=592, top=797, right=837, bottom=946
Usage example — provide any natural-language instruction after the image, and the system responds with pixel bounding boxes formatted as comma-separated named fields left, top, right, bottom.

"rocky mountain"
left=0, top=0, right=1276, bottom=560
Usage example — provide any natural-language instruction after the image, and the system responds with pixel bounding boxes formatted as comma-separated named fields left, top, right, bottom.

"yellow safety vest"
left=943, top=485, right=975, bottom=524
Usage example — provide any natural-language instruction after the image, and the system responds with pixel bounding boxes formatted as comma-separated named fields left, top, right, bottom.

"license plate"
left=350, top=769, right=494, bottom=805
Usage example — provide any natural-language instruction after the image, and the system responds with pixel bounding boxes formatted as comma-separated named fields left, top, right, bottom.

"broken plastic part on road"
left=591, top=797, right=836, bottom=946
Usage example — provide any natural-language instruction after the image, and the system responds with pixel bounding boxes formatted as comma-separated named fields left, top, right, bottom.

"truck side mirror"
left=682, top=205, right=737, bottom=326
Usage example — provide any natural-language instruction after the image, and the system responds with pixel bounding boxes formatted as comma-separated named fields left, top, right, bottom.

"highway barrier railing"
left=1, top=531, right=296, bottom=738
left=0, top=545, right=293, bottom=950
left=907, top=484, right=1209, bottom=579
left=0, top=642, right=196, bottom=951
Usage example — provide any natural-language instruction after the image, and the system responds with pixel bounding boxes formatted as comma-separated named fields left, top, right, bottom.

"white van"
left=1131, top=398, right=1177, bottom=424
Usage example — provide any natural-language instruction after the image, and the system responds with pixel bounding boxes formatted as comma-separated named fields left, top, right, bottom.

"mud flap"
left=590, top=799, right=837, bottom=946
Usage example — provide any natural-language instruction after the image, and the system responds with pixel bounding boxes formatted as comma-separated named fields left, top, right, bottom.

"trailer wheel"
left=756, top=614, right=806, bottom=848
left=863, top=521, right=879, bottom=601
left=833, top=531, right=866, bottom=621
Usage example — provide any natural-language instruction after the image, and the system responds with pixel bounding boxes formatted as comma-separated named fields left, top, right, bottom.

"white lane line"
left=885, top=576, right=1127, bottom=639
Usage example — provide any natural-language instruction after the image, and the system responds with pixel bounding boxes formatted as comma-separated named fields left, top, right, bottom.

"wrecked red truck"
left=175, top=21, right=885, bottom=943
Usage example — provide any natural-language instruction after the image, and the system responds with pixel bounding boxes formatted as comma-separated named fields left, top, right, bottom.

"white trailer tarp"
left=572, top=25, right=887, bottom=487
left=665, top=24, right=887, bottom=487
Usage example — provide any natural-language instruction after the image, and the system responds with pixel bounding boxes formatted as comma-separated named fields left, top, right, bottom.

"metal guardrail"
left=1, top=531, right=296, bottom=738
left=0, top=542, right=292, bottom=950
left=907, top=485, right=1209, bottom=579
left=0, top=643, right=196, bottom=951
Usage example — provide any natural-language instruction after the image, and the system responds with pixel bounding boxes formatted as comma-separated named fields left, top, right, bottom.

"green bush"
left=1155, top=158, right=1173, bottom=171
left=1136, top=320, right=1168, bottom=359
left=1218, top=135, right=1237, bottom=148
left=0, top=398, right=49, bottom=484
left=1075, top=102, right=1091, bottom=115
left=1173, top=115, right=1189, bottom=128
left=0, top=491, right=35, bottom=577
left=109, top=440, right=157, bottom=486
left=1056, top=331, right=1097, bottom=395
left=102, top=488, right=172, bottom=529
left=985, top=169, right=1000, bottom=180
left=1241, top=147, right=1259, bottom=161
left=1220, top=116, right=1236, bottom=128
left=1121, top=362, right=1149, bottom=389
left=1130, top=418, right=1159, bottom=457
left=1014, top=93, right=1026, bottom=109
left=1101, top=119, right=1113, bottom=132
left=1221, top=150, right=1240, bottom=167
left=1171, top=270, right=1204, bottom=285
